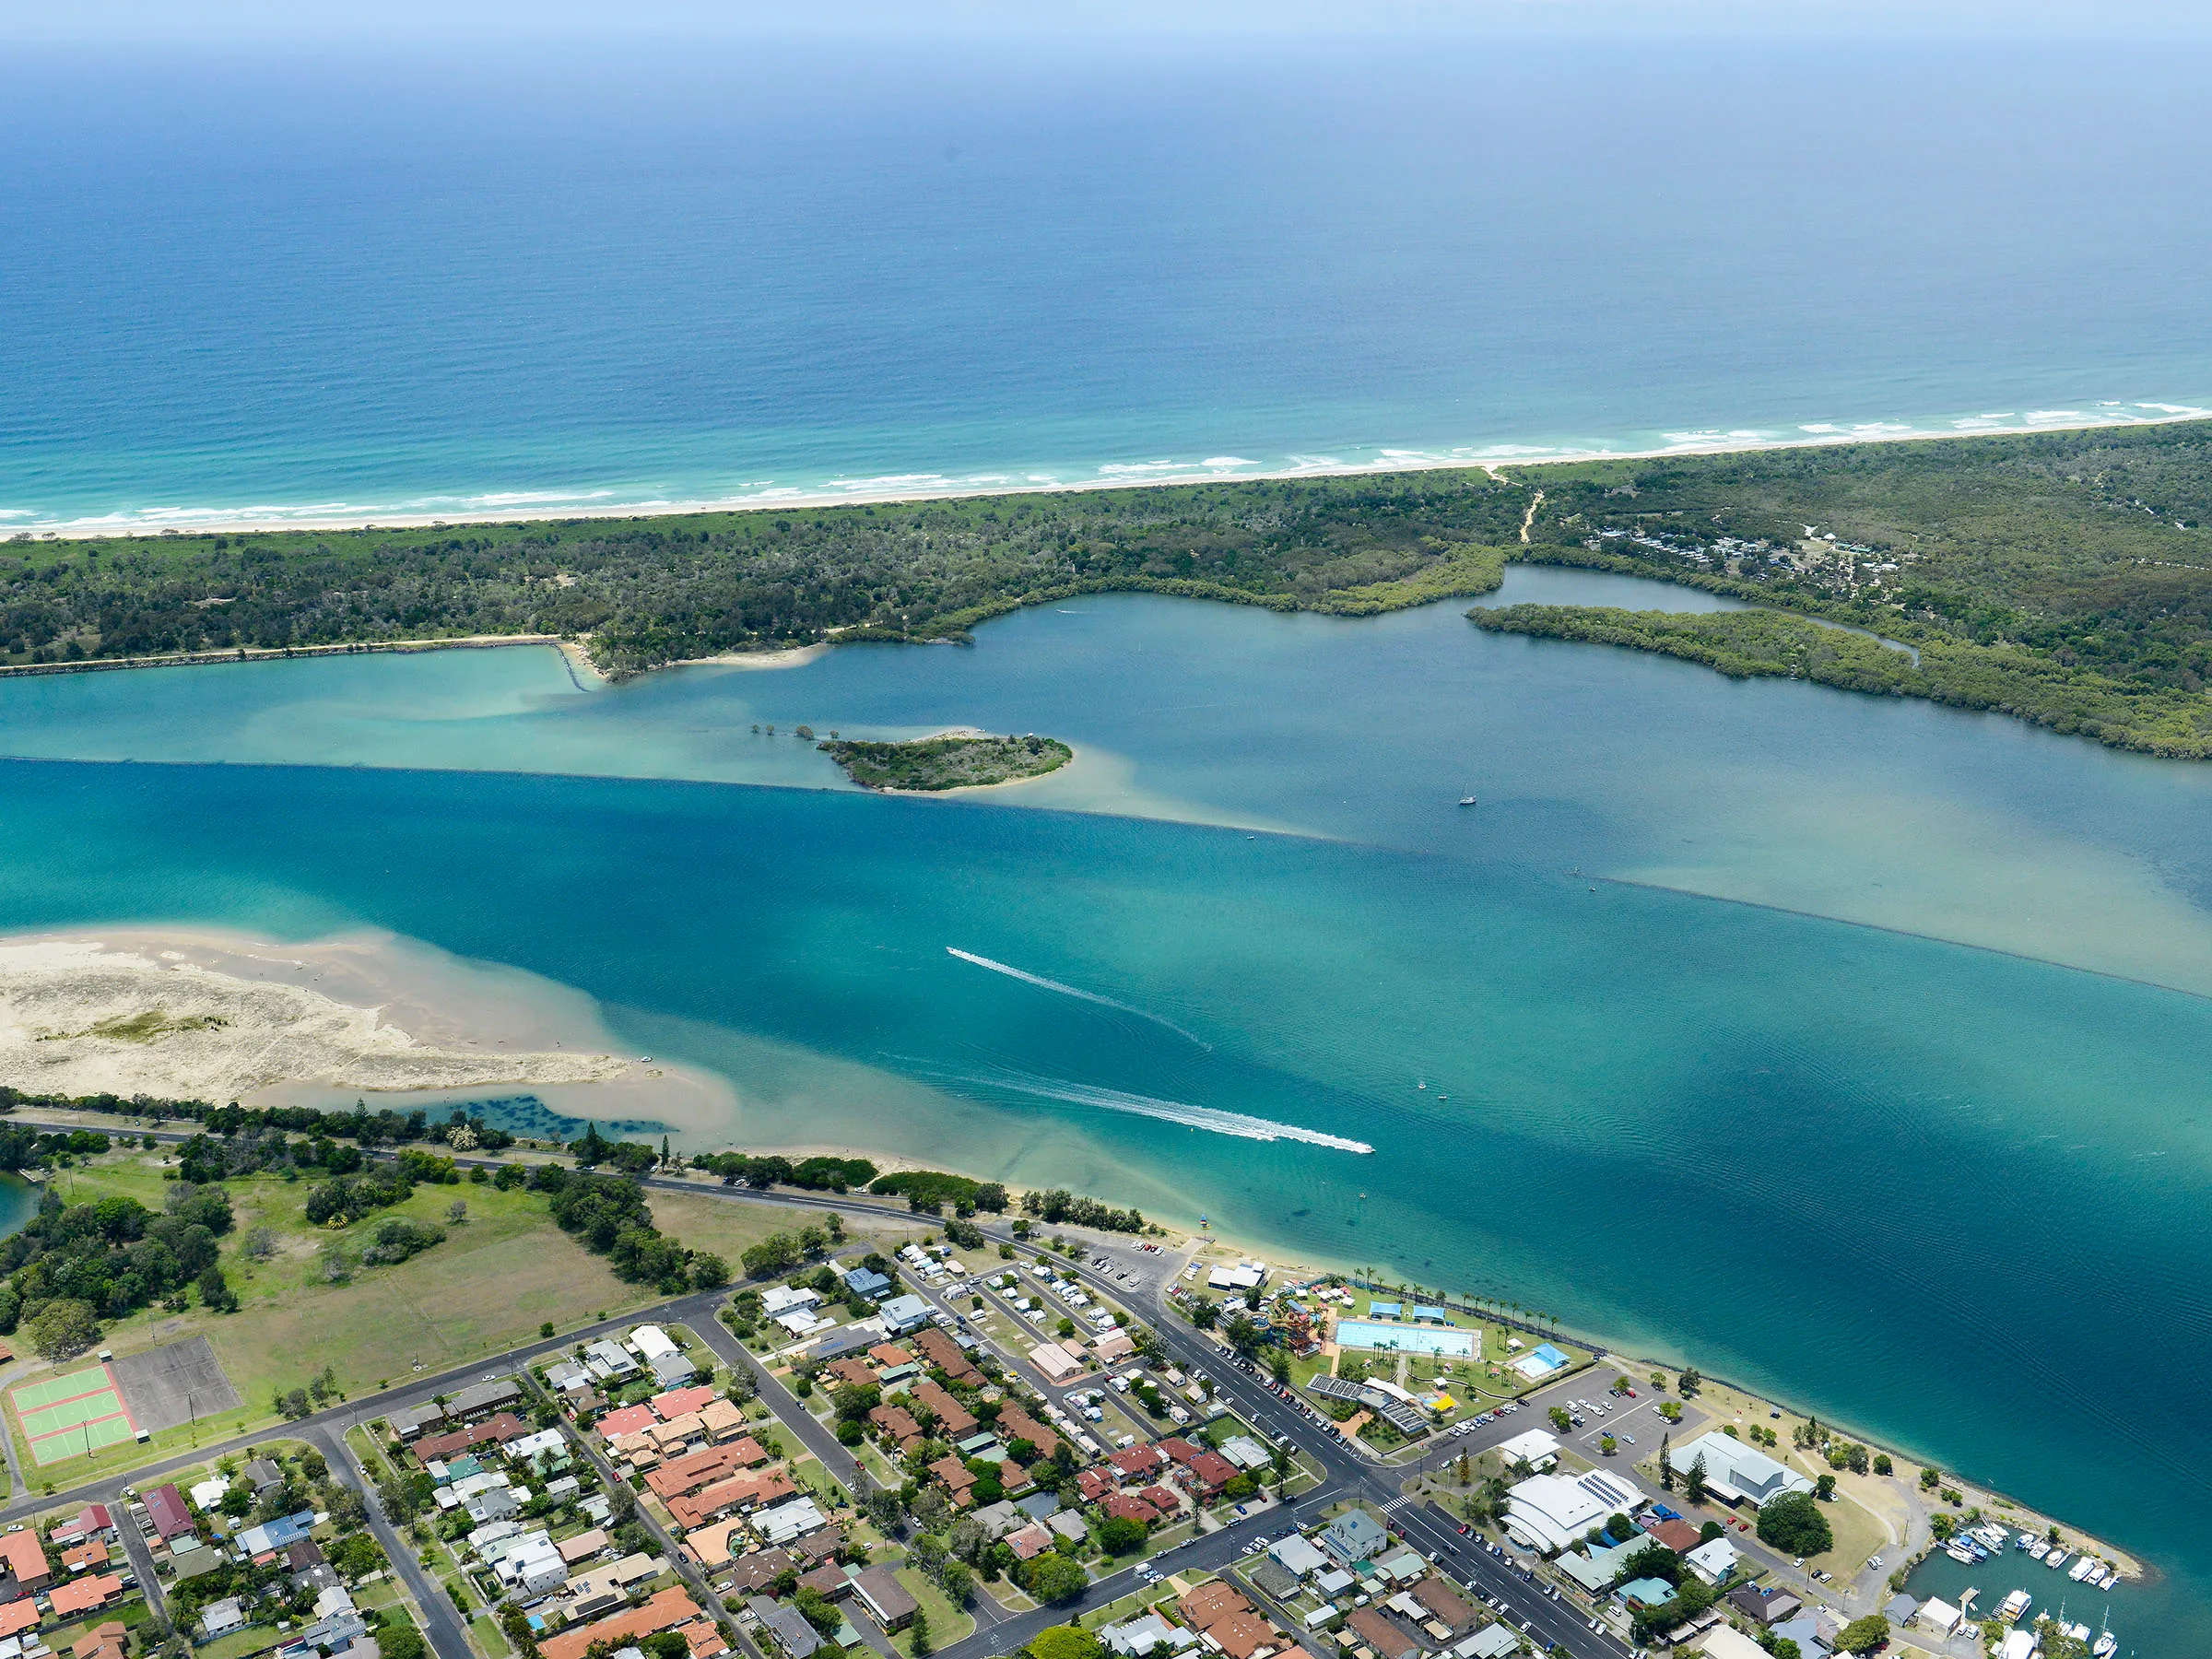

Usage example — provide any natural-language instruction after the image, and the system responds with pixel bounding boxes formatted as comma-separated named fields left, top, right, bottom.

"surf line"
left=956, top=1068, right=1373, bottom=1155
left=946, top=947, right=1211, bottom=1050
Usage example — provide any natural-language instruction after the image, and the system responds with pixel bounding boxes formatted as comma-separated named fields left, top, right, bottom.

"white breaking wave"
left=959, top=1067, right=1372, bottom=1153
left=946, top=947, right=1209, bottom=1049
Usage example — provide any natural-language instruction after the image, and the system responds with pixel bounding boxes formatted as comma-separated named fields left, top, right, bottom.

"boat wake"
left=946, top=947, right=1211, bottom=1049
left=950, top=1065, right=1373, bottom=1154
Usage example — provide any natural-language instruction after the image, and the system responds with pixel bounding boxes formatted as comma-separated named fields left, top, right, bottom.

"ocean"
left=3, top=36, right=2211, bottom=527
left=5, top=592, right=2212, bottom=1650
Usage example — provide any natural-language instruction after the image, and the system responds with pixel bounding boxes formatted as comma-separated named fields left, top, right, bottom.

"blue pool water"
left=1334, top=1322, right=1476, bottom=1359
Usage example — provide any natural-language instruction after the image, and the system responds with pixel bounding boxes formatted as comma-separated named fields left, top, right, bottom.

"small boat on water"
left=2030, top=1539, right=2052, bottom=1560
left=1997, top=1590, right=2033, bottom=1624
left=2071, top=1556, right=2100, bottom=1582
left=2093, top=1633, right=2118, bottom=1658
left=2048, top=1548, right=2070, bottom=1570
left=1458, top=796, right=1477, bottom=807
left=2016, top=1534, right=2033, bottom=1551
left=1945, top=1542, right=1978, bottom=1564
left=2066, top=1623, right=2092, bottom=1644
left=2098, top=1570, right=2118, bottom=1589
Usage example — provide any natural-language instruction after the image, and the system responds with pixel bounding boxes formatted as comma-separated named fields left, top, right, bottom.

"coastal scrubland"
left=822, top=733, right=1074, bottom=791
left=6, top=418, right=2212, bottom=753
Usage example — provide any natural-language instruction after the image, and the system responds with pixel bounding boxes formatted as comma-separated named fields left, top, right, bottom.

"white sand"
left=0, top=928, right=726, bottom=1126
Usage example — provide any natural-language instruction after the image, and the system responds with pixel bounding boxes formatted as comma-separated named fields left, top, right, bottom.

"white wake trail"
left=946, top=947, right=1210, bottom=1049
left=959, top=1067, right=1372, bottom=1155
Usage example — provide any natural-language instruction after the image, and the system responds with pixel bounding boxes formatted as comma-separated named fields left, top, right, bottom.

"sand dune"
left=0, top=936, right=630, bottom=1102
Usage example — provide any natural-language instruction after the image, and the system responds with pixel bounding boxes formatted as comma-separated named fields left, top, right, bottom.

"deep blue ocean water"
left=3, top=37, right=2210, bottom=526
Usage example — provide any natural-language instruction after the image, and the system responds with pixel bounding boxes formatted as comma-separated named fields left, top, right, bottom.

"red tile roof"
left=598, top=1404, right=661, bottom=1440
left=145, top=1486, right=194, bottom=1539
left=653, top=1385, right=721, bottom=1419
left=49, top=1573, right=124, bottom=1619
left=539, top=1587, right=704, bottom=1659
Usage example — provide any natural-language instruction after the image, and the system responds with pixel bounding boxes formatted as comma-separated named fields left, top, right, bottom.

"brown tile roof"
left=1412, top=1579, right=1477, bottom=1632
left=1178, top=1580, right=1251, bottom=1630
left=48, top=1573, right=124, bottom=1619
left=71, top=1621, right=128, bottom=1659
left=1643, top=1518, right=1702, bottom=1554
left=929, top=1455, right=977, bottom=1495
left=826, top=1358, right=877, bottom=1388
left=798, top=1563, right=849, bottom=1596
left=1109, top=1443, right=1166, bottom=1480
left=996, top=1407, right=1058, bottom=1459
left=539, top=1587, right=704, bottom=1659
left=61, top=1541, right=109, bottom=1571
left=913, top=1328, right=984, bottom=1384
left=416, top=1410, right=532, bottom=1462
left=1076, top=1468, right=1113, bottom=1500
left=1346, top=1607, right=1420, bottom=1659
left=667, top=1468, right=801, bottom=1530
left=1157, top=1437, right=1203, bottom=1465
left=0, top=1531, right=48, bottom=1585
left=1102, top=1493, right=1159, bottom=1524
left=1185, top=1452, right=1239, bottom=1492
left=868, top=1403, right=923, bottom=1446
left=868, top=1344, right=915, bottom=1369
left=646, top=1442, right=757, bottom=1500
left=1138, top=1486, right=1182, bottom=1515
left=724, top=1547, right=795, bottom=1593
left=912, top=1381, right=977, bottom=1438
left=1206, top=1611, right=1284, bottom=1659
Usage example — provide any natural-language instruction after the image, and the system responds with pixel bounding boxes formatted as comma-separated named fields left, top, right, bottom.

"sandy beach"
left=0, top=926, right=733, bottom=1129
left=20, top=407, right=2206, bottom=542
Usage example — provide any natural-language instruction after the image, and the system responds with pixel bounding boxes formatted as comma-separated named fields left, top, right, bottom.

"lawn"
left=645, top=1189, right=924, bottom=1267
left=891, top=1564, right=976, bottom=1654
left=6, top=1154, right=663, bottom=1484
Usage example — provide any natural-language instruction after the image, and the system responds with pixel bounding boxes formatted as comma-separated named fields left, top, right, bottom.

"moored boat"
left=1997, top=1590, right=2033, bottom=1624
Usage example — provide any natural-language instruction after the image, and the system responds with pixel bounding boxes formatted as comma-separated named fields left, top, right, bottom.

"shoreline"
left=9, top=405, right=2206, bottom=542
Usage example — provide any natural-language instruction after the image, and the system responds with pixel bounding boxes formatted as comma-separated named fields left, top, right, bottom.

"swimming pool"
left=1335, top=1320, right=1475, bottom=1357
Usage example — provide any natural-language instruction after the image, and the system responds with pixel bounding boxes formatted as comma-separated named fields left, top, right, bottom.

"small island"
left=819, top=731, right=1073, bottom=791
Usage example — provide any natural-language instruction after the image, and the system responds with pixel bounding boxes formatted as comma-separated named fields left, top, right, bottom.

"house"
left=146, top=1484, right=195, bottom=1540
left=559, top=1528, right=612, bottom=1566
left=913, top=1327, right=985, bottom=1385
left=1322, top=1508, right=1389, bottom=1564
left=1110, top=1443, right=1167, bottom=1483
left=1683, top=1536, right=1739, bottom=1584
left=496, top=1536, right=569, bottom=1597
left=1103, top=1493, right=1160, bottom=1525
left=632, top=1324, right=683, bottom=1359
left=599, top=1404, right=660, bottom=1441
left=1916, top=1598, right=1965, bottom=1637
left=753, top=1497, right=831, bottom=1547
left=1674, top=1433, right=1815, bottom=1507
left=50, top=1572, right=125, bottom=1619
left=1726, top=1583, right=1802, bottom=1627
left=654, top=1384, right=721, bottom=1419
left=1503, top=1473, right=1608, bottom=1555
left=63, top=1541, right=111, bottom=1572
left=878, top=1295, right=933, bottom=1335
left=1693, top=1630, right=1771, bottom=1659
left=653, top=1349, right=700, bottom=1388
left=1219, top=1435, right=1272, bottom=1472
left=542, top=1587, right=705, bottom=1659
left=0, top=1603, right=36, bottom=1642
left=445, top=1377, right=524, bottom=1419
left=389, top=1401, right=447, bottom=1439
left=1006, top=1523, right=1054, bottom=1561
left=1268, top=1534, right=1328, bottom=1578
left=0, top=1530, right=51, bottom=1595
left=1100, top=1612, right=1200, bottom=1658
left=238, top=1511, right=317, bottom=1559
left=1093, top=1330, right=1136, bottom=1364
left=844, top=1267, right=893, bottom=1300
left=243, top=1456, right=286, bottom=1490
left=584, top=1337, right=641, bottom=1379
left=1412, top=1579, right=1478, bottom=1634
left=1346, top=1606, right=1421, bottom=1659
left=1496, top=1429, right=1561, bottom=1471
left=1641, top=1517, right=1703, bottom=1554
left=1029, top=1342, right=1085, bottom=1383
left=1183, top=1451, right=1239, bottom=1499
left=1458, top=1628, right=1520, bottom=1659
left=1049, top=1511, right=1088, bottom=1545
left=50, top=1506, right=112, bottom=1548
left=851, top=1563, right=920, bottom=1630
left=1557, top=1535, right=1643, bottom=1594
left=913, top=1380, right=978, bottom=1437
left=200, top=1597, right=249, bottom=1639
left=71, top=1620, right=128, bottom=1659
left=1615, top=1577, right=1675, bottom=1611
left=748, top=1596, right=822, bottom=1659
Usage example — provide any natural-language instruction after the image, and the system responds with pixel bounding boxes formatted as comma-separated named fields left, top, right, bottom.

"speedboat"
left=1946, top=1542, right=1977, bottom=1564
left=2048, top=1549, right=2070, bottom=1570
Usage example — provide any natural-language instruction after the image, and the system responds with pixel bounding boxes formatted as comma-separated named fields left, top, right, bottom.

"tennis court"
left=12, top=1363, right=139, bottom=1465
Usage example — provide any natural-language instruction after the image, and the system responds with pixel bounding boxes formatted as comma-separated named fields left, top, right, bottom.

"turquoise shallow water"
left=3, top=591, right=2212, bottom=1650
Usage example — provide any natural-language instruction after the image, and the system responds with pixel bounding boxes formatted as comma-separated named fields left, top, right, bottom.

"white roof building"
left=1268, top=1534, right=1329, bottom=1578
left=1916, top=1599, right=1964, bottom=1637
left=1675, top=1433, right=1814, bottom=1506
left=761, top=1287, right=821, bottom=1316
left=1502, top=1474, right=1607, bottom=1555
left=630, top=1324, right=681, bottom=1360
left=1683, top=1536, right=1739, bottom=1584
left=1497, top=1429, right=1561, bottom=1470
left=1692, top=1630, right=1769, bottom=1659
left=1206, top=1262, right=1267, bottom=1290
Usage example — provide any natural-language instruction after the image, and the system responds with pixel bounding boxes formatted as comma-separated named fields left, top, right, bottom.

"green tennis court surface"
left=12, top=1364, right=137, bottom=1465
